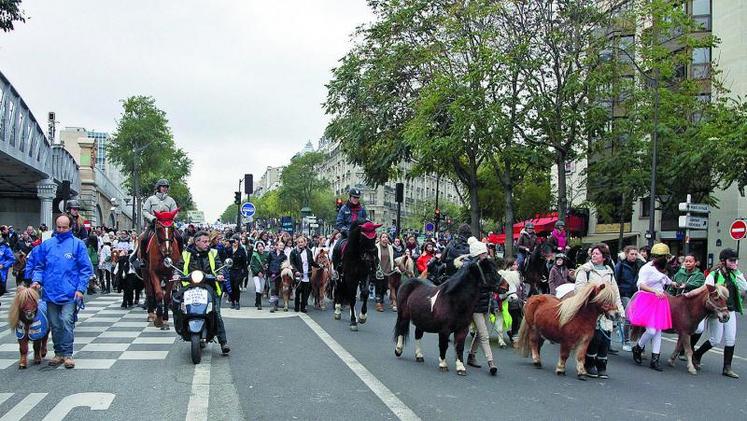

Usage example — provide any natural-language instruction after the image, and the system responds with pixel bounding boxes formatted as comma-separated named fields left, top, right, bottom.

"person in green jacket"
left=86, top=235, right=99, bottom=294
left=250, top=242, right=270, bottom=309
left=670, top=253, right=705, bottom=295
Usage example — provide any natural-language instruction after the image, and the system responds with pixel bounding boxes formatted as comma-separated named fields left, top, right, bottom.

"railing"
left=94, top=167, right=132, bottom=219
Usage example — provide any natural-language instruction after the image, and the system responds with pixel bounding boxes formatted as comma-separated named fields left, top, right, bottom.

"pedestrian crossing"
left=0, top=292, right=178, bottom=370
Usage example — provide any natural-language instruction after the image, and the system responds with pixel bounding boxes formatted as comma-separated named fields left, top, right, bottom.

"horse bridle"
left=705, top=291, right=728, bottom=315
left=154, top=222, right=173, bottom=257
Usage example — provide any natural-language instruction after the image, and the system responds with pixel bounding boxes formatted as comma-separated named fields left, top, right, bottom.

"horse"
left=12, top=251, right=28, bottom=286
left=389, top=254, right=416, bottom=312
left=332, top=220, right=381, bottom=331
left=311, top=249, right=331, bottom=310
left=521, top=245, right=551, bottom=296
left=393, top=257, right=505, bottom=375
left=279, top=260, right=295, bottom=311
left=8, top=286, right=49, bottom=368
left=630, top=284, right=730, bottom=375
left=143, top=209, right=181, bottom=328
left=515, top=283, right=620, bottom=380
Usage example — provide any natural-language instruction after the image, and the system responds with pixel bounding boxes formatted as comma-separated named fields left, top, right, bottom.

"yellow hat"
left=651, top=243, right=670, bottom=257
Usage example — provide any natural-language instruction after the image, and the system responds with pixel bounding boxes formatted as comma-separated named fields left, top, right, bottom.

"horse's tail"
left=514, top=317, right=532, bottom=358
left=630, top=325, right=644, bottom=343
left=393, top=309, right=410, bottom=345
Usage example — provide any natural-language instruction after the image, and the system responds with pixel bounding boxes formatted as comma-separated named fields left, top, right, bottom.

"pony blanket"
left=15, top=299, right=49, bottom=341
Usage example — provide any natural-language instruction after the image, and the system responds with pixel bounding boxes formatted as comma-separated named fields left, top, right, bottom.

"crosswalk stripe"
left=0, top=393, right=47, bottom=421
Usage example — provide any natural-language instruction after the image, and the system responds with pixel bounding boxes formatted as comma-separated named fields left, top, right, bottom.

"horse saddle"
left=332, top=239, right=348, bottom=269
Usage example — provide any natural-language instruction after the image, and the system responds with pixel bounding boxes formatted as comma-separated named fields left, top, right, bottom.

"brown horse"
left=631, top=284, right=730, bottom=375
left=515, top=283, right=620, bottom=379
left=311, top=250, right=331, bottom=310
left=390, top=254, right=415, bottom=312
left=8, top=286, right=49, bottom=368
left=279, top=260, right=295, bottom=311
left=12, top=251, right=28, bottom=286
left=144, top=209, right=181, bottom=328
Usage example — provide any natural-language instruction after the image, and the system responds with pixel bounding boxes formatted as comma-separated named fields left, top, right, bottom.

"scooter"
left=164, top=257, right=232, bottom=364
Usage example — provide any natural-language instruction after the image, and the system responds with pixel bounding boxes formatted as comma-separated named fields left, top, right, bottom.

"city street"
left=1, top=285, right=746, bottom=420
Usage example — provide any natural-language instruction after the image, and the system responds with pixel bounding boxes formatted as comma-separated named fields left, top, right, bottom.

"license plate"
left=183, top=289, right=208, bottom=305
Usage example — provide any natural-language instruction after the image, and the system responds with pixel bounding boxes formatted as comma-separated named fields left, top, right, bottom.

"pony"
left=332, top=220, right=381, bottom=331
left=515, top=283, right=620, bottom=379
left=8, top=286, right=49, bottom=368
left=12, top=251, right=28, bottom=286
left=389, top=253, right=416, bottom=312
left=143, top=209, right=181, bottom=328
left=521, top=245, right=550, bottom=296
left=631, top=284, right=730, bottom=375
left=311, top=249, right=331, bottom=310
left=279, top=260, right=295, bottom=312
left=393, top=258, right=505, bottom=375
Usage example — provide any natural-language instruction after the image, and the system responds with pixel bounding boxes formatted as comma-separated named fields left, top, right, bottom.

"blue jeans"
left=517, top=252, right=527, bottom=270
left=47, top=301, right=76, bottom=357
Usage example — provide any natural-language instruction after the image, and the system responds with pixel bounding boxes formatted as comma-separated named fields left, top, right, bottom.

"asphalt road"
left=1, top=283, right=746, bottom=420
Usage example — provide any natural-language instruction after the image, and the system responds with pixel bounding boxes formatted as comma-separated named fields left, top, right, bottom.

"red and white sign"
left=729, top=219, right=747, bottom=241
left=83, top=220, right=92, bottom=230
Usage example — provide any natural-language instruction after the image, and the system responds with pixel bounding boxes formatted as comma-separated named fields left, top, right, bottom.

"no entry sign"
left=729, top=220, right=747, bottom=241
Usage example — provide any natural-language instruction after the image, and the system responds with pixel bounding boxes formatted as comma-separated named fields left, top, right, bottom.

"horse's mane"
left=557, top=283, right=618, bottom=326
left=8, top=287, right=39, bottom=329
left=441, top=258, right=496, bottom=295
left=342, top=220, right=375, bottom=263
left=714, top=284, right=729, bottom=299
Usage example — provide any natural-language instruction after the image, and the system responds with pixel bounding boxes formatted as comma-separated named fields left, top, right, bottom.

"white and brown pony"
left=279, top=260, right=295, bottom=312
left=311, top=249, right=331, bottom=310
left=8, top=286, right=49, bottom=368
left=390, top=254, right=416, bottom=312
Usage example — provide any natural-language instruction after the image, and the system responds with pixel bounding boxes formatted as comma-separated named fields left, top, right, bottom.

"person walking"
left=226, top=235, right=248, bottom=310
left=250, top=241, right=270, bottom=310
left=465, top=237, right=498, bottom=376
left=98, top=237, right=113, bottom=293
left=290, top=236, right=318, bottom=313
left=614, top=246, right=643, bottom=351
left=548, top=253, right=574, bottom=295
left=267, top=241, right=287, bottom=313
left=0, top=235, right=15, bottom=302
left=31, top=215, right=93, bottom=368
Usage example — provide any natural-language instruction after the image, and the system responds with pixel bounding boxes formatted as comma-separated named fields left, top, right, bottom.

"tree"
left=404, top=199, right=463, bottom=233
left=0, top=0, right=25, bottom=32
left=107, top=96, right=195, bottom=224
left=276, top=152, right=330, bottom=215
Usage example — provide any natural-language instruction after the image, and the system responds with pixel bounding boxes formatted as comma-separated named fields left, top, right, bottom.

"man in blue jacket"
left=0, top=235, right=15, bottom=301
left=335, top=188, right=368, bottom=237
left=31, top=214, right=93, bottom=369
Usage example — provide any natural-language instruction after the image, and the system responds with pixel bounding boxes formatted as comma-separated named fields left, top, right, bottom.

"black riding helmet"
left=719, top=248, right=738, bottom=261
left=349, top=187, right=362, bottom=197
left=65, top=199, right=81, bottom=211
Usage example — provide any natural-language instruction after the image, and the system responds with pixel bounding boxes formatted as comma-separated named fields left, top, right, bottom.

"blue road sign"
left=424, top=222, right=435, bottom=232
left=241, top=202, right=256, bottom=218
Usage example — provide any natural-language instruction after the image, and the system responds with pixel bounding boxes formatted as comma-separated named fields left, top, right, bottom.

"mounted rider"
left=65, top=200, right=89, bottom=241
left=516, top=222, right=537, bottom=271
left=546, top=220, right=569, bottom=254
left=335, top=187, right=368, bottom=238
left=139, top=179, right=179, bottom=262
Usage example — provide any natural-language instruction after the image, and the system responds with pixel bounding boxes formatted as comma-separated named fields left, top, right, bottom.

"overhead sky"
left=0, top=0, right=372, bottom=221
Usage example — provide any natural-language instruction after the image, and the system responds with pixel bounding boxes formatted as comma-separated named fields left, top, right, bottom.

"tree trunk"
left=469, top=169, right=481, bottom=238
left=618, top=191, right=626, bottom=251
left=556, top=151, right=568, bottom=221
left=503, top=179, right=515, bottom=258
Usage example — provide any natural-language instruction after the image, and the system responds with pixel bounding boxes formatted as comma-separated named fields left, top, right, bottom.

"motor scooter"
left=165, top=257, right=232, bottom=364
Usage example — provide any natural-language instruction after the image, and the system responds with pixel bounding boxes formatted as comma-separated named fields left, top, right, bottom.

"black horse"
left=332, top=220, right=381, bottom=331
left=522, top=244, right=550, bottom=296
left=393, top=257, right=506, bottom=375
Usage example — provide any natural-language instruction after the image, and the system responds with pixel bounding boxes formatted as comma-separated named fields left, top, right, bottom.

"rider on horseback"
left=516, top=222, right=537, bottom=271
left=65, top=200, right=89, bottom=240
left=335, top=188, right=368, bottom=238
left=140, top=179, right=178, bottom=263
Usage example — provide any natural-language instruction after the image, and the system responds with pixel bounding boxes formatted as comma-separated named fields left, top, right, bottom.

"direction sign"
left=678, top=202, right=710, bottom=213
left=678, top=215, right=708, bottom=230
left=730, top=219, right=747, bottom=241
left=240, top=202, right=256, bottom=218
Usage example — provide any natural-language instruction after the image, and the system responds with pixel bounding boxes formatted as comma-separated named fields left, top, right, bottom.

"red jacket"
left=416, top=251, right=435, bottom=274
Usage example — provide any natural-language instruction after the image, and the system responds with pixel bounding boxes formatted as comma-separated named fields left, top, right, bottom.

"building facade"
left=254, top=165, right=285, bottom=197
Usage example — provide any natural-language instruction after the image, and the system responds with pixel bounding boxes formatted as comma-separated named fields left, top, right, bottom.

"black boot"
left=596, top=358, right=608, bottom=379
left=632, top=344, right=644, bottom=365
left=585, top=356, right=598, bottom=378
left=650, top=353, right=663, bottom=371
left=467, top=353, right=481, bottom=368
left=692, top=340, right=713, bottom=369
left=723, top=346, right=739, bottom=378
left=220, top=342, right=231, bottom=355
left=255, top=292, right=262, bottom=310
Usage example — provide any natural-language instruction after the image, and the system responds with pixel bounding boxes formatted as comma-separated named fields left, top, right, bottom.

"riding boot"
left=585, top=356, right=598, bottom=378
left=488, top=360, right=497, bottom=376
left=632, top=344, right=644, bottom=365
left=596, top=358, right=608, bottom=379
left=692, top=340, right=713, bottom=368
left=723, top=346, right=739, bottom=378
left=256, top=292, right=262, bottom=310
left=467, top=353, right=481, bottom=368
left=650, top=353, right=663, bottom=371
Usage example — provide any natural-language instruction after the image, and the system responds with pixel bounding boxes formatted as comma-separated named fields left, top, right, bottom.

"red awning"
left=489, top=213, right=586, bottom=244
left=486, top=232, right=519, bottom=245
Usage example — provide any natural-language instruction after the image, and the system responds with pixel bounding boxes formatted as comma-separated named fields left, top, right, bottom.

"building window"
left=691, top=47, right=710, bottom=79
left=691, top=0, right=711, bottom=30
left=640, top=197, right=651, bottom=218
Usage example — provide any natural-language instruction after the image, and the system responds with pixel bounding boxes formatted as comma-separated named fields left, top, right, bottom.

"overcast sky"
left=0, top=0, right=372, bottom=220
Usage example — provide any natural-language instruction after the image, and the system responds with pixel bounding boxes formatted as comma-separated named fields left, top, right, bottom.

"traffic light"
left=335, top=198, right=343, bottom=211
left=234, top=191, right=241, bottom=205
left=434, top=208, right=441, bottom=220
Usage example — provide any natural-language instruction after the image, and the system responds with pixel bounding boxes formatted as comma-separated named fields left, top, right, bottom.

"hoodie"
left=32, top=230, right=93, bottom=304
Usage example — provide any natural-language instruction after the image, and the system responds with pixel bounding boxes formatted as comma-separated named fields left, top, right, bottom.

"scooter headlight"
left=190, top=271, right=205, bottom=284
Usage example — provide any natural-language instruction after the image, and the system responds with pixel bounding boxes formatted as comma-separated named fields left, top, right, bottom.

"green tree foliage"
left=0, top=0, right=25, bottom=32
left=277, top=152, right=331, bottom=215
left=403, top=199, right=463, bottom=233
left=107, top=96, right=195, bottom=214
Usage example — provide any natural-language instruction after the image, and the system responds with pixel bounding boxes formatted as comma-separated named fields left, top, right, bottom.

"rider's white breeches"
left=707, top=312, right=737, bottom=347
left=638, top=327, right=662, bottom=354
left=253, top=276, right=265, bottom=294
left=469, top=313, right=493, bottom=361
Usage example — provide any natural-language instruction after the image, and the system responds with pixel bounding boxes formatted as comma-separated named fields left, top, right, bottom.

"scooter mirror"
left=163, top=257, right=174, bottom=268
left=224, top=258, right=234, bottom=268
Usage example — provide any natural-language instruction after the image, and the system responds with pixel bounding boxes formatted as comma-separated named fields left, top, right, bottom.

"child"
left=548, top=253, right=573, bottom=295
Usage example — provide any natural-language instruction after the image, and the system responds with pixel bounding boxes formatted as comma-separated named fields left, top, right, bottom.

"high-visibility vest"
left=182, top=249, right=221, bottom=296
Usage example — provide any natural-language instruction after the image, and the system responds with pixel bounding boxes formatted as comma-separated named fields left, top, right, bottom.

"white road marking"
left=132, top=337, right=175, bottom=345
left=0, top=393, right=47, bottom=421
left=80, top=343, right=130, bottom=352
left=41, top=392, right=115, bottom=421
left=99, top=331, right=139, bottom=338
left=185, top=346, right=212, bottom=421
left=0, top=393, right=12, bottom=407
left=61, top=359, right=116, bottom=369
left=661, top=336, right=747, bottom=361
left=119, top=350, right=169, bottom=360
left=0, top=359, right=15, bottom=369
left=299, top=313, right=421, bottom=421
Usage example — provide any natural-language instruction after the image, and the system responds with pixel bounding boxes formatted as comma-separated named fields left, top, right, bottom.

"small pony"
left=515, top=283, right=620, bottom=379
left=311, top=250, right=331, bottom=310
left=8, top=286, right=50, bottom=368
left=279, top=260, right=295, bottom=312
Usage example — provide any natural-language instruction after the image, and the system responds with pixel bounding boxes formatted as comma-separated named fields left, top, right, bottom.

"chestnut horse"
left=311, top=249, right=331, bottom=310
left=144, top=209, right=181, bottom=328
left=279, top=260, right=295, bottom=311
left=8, top=286, right=49, bottom=368
left=631, top=284, right=730, bottom=375
left=394, top=258, right=505, bottom=375
left=12, top=251, right=28, bottom=286
left=515, top=283, right=620, bottom=379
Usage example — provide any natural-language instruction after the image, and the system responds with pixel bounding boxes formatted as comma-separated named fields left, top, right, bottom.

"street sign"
left=678, top=215, right=708, bottom=230
left=240, top=202, right=256, bottom=218
left=729, top=219, right=747, bottom=241
left=309, top=223, right=319, bottom=228
left=678, top=202, right=710, bottom=213
left=424, top=222, right=435, bottom=232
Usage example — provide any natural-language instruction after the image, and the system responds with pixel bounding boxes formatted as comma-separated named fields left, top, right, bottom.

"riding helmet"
left=65, top=199, right=81, bottom=211
left=525, top=222, right=535, bottom=230
left=650, top=243, right=670, bottom=257
left=555, top=220, right=565, bottom=229
left=349, top=187, right=362, bottom=197
left=719, top=248, right=738, bottom=261
left=154, top=179, right=170, bottom=190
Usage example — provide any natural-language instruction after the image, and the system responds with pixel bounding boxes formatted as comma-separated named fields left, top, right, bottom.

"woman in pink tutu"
left=629, top=243, right=673, bottom=371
